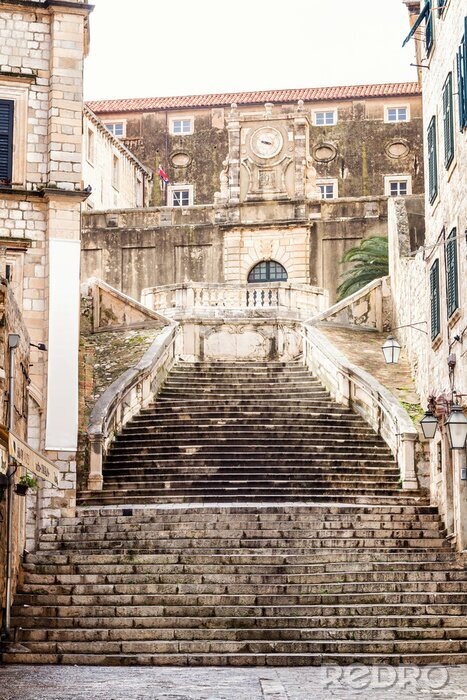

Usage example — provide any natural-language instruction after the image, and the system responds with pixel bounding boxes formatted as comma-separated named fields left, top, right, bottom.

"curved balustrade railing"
left=87, top=323, right=179, bottom=491
left=302, top=323, right=418, bottom=489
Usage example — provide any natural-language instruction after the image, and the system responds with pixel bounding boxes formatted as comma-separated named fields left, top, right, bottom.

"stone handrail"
left=142, top=282, right=328, bottom=319
left=87, top=323, right=179, bottom=491
left=301, top=323, right=418, bottom=489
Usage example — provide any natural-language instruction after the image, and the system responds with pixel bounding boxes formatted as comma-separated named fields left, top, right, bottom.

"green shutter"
left=427, top=116, right=438, bottom=202
left=457, top=20, right=467, bottom=130
left=430, top=259, right=440, bottom=340
left=0, top=99, right=14, bottom=184
left=443, top=73, right=454, bottom=167
left=446, top=228, right=459, bottom=318
left=425, top=0, right=434, bottom=54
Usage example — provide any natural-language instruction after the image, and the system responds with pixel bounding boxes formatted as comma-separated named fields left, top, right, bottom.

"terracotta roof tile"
left=87, top=82, right=421, bottom=115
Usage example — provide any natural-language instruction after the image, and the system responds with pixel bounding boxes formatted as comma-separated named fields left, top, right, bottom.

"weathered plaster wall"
left=82, top=197, right=390, bottom=304
left=94, top=95, right=424, bottom=205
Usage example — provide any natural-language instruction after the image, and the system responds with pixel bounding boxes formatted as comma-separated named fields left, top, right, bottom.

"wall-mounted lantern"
left=381, top=322, right=427, bottom=364
left=445, top=404, right=467, bottom=450
left=420, top=410, right=438, bottom=440
left=382, top=336, right=401, bottom=364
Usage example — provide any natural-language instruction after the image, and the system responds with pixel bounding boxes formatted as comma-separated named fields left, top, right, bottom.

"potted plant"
left=15, top=473, right=38, bottom=496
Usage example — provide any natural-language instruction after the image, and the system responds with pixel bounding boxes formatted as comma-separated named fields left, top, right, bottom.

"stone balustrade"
left=301, top=322, right=418, bottom=489
left=141, top=282, right=328, bottom=319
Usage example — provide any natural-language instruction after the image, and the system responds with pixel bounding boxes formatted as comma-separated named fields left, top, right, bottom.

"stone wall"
left=82, top=196, right=390, bottom=304
left=91, top=94, right=424, bottom=206
left=398, top=0, right=467, bottom=550
left=0, top=280, right=30, bottom=624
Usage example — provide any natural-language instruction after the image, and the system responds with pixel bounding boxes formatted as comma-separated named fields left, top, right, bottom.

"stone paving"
left=1, top=665, right=467, bottom=700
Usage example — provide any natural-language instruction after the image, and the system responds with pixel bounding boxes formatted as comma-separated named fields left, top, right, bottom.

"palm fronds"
left=336, top=236, right=389, bottom=300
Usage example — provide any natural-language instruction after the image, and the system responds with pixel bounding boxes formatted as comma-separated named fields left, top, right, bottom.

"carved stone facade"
left=88, top=85, right=424, bottom=207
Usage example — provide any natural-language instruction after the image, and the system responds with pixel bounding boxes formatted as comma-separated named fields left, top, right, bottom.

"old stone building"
left=82, top=84, right=425, bottom=305
left=0, top=0, right=92, bottom=547
left=88, top=83, right=424, bottom=206
left=83, top=107, right=152, bottom=210
left=389, top=0, right=467, bottom=547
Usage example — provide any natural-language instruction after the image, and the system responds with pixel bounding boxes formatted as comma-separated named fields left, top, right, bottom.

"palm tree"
left=337, top=236, right=389, bottom=300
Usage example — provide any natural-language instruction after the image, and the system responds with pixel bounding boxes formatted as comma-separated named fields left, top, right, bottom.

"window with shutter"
left=457, top=21, right=467, bottom=130
left=443, top=73, right=454, bottom=167
left=445, top=228, right=459, bottom=318
left=425, top=0, right=434, bottom=55
left=430, top=259, right=440, bottom=340
left=427, top=117, right=438, bottom=203
left=0, top=99, right=14, bottom=185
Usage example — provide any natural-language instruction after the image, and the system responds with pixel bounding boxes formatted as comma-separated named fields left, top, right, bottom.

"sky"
left=83, top=0, right=418, bottom=102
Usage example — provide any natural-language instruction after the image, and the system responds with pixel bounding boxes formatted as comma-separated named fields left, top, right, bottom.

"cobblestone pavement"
left=1, top=665, right=467, bottom=700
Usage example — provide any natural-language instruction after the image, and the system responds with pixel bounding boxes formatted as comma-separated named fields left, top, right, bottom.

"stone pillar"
left=226, top=105, right=241, bottom=204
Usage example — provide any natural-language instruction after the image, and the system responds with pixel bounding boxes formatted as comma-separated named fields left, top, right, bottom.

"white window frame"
left=103, top=121, right=126, bottom=138
left=0, top=82, right=29, bottom=187
left=169, top=116, right=194, bottom=136
left=112, top=153, right=120, bottom=191
left=313, top=109, right=337, bottom=126
left=384, top=175, right=412, bottom=196
left=317, top=178, right=338, bottom=199
left=384, top=105, right=410, bottom=123
left=168, top=184, right=193, bottom=207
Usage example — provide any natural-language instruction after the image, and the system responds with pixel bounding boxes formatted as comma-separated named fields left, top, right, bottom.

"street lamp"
left=382, top=335, right=401, bottom=364
left=445, top=404, right=467, bottom=450
left=381, top=322, right=427, bottom=364
left=420, top=410, right=438, bottom=440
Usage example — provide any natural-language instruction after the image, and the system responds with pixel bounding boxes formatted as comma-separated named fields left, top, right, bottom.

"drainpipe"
left=3, top=333, right=20, bottom=639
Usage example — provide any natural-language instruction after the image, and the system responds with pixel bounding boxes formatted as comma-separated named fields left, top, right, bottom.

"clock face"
left=250, top=127, right=283, bottom=159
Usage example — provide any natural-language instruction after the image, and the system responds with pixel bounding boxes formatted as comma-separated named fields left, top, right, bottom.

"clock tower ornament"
left=218, top=101, right=318, bottom=206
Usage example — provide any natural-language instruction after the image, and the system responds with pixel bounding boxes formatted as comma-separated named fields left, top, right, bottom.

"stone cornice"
left=0, top=0, right=93, bottom=12
left=0, top=185, right=91, bottom=202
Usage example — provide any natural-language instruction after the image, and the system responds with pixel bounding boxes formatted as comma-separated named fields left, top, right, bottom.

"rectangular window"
left=87, top=127, right=94, bottom=164
left=112, top=154, right=119, bottom=190
left=427, top=116, right=438, bottom=203
left=170, top=118, right=193, bottom=135
left=425, top=0, right=434, bottom=55
left=386, top=107, right=408, bottom=122
left=442, top=73, right=454, bottom=168
left=105, top=122, right=124, bottom=137
left=0, top=99, right=14, bottom=184
left=430, top=259, right=440, bottom=340
left=390, top=180, right=408, bottom=196
left=317, top=179, right=338, bottom=199
left=457, top=20, right=467, bottom=130
left=318, top=183, right=335, bottom=199
left=169, top=185, right=193, bottom=207
left=445, top=228, right=459, bottom=318
left=384, top=175, right=411, bottom=197
left=314, top=111, right=336, bottom=126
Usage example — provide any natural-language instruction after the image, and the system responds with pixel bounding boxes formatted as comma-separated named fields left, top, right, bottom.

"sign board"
left=0, top=444, right=7, bottom=476
left=9, top=432, right=60, bottom=487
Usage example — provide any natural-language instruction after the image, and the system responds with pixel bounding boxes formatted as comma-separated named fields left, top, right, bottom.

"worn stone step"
left=5, top=651, right=467, bottom=667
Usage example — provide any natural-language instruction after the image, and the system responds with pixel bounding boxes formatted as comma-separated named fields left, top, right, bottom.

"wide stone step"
left=16, top=625, right=467, bottom=643
left=12, top=612, right=467, bottom=632
left=7, top=637, right=467, bottom=659
left=20, top=579, right=467, bottom=598
left=5, top=650, right=467, bottom=667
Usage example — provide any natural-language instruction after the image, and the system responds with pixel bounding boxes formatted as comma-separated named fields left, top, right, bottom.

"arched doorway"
left=247, top=260, right=288, bottom=284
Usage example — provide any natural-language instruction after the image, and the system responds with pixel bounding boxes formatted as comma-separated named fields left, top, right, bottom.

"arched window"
left=248, top=260, right=288, bottom=284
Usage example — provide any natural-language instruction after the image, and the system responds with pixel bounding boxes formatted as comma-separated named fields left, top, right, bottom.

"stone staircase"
left=4, top=360, right=467, bottom=666
left=78, top=361, right=420, bottom=506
